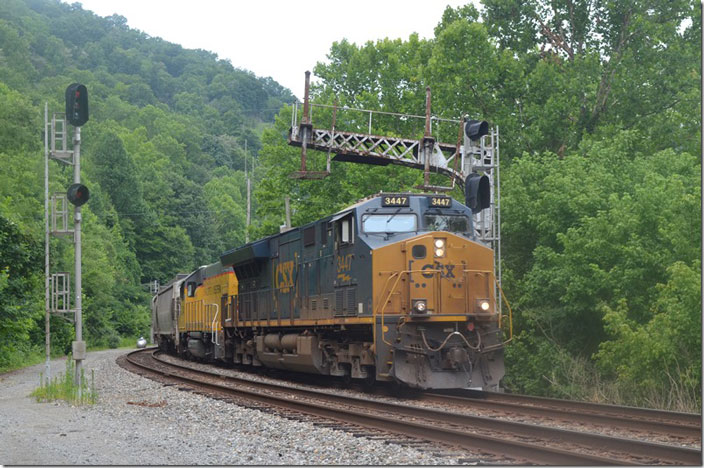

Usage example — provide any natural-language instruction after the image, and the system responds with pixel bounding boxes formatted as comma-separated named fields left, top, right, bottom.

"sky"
left=66, top=0, right=471, bottom=99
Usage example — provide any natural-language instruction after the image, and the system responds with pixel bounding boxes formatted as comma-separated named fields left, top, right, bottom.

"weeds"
left=31, top=354, right=98, bottom=405
left=539, top=350, right=701, bottom=412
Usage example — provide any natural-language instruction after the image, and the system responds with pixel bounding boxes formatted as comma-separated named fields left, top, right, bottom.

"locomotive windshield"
left=424, top=214, right=470, bottom=233
left=362, top=213, right=417, bottom=233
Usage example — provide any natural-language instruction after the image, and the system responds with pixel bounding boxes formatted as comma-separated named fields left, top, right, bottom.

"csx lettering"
left=421, top=262, right=456, bottom=279
left=275, top=261, right=295, bottom=293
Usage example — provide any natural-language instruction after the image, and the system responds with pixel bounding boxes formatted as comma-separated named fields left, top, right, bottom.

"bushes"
left=106, top=333, right=121, bottom=349
left=501, top=139, right=701, bottom=410
left=594, top=262, right=702, bottom=411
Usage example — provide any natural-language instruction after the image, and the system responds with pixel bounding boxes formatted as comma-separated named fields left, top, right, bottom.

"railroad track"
left=120, top=348, right=701, bottom=465
left=421, top=389, right=702, bottom=441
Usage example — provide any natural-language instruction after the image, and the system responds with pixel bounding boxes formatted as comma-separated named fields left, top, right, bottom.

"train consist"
left=152, top=192, right=505, bottom=390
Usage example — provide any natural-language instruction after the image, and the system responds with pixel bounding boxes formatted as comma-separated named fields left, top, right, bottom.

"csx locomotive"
left=152, top=192, right=505, bottom=389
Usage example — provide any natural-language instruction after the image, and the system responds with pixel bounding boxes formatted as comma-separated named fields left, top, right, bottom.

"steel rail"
left=429, top=390, right=702, bottom=427
left=125, top=349, right=700, bottom=465
left=420, top=392, right=701, bottom=439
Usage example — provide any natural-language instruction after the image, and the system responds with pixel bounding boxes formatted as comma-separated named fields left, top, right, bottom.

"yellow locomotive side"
left=178, top=271, right=237, bottom=333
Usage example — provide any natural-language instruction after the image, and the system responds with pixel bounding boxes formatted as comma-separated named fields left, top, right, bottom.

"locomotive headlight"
left=412, top=299, right=428, bottom=314
left=478, top=299, right=491, bottom=312
left=434, top=239, right=446, bottom=257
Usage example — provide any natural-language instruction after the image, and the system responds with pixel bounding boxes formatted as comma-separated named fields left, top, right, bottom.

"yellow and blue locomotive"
left=152, top=192, right=505, bottom=389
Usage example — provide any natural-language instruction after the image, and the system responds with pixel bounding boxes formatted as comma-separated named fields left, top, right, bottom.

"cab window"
left=362, top=213, right=417, bottom=233
left=424, top=214, right=469, bottom=233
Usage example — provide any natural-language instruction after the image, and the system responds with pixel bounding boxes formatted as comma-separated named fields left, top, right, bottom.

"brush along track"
left=120, top=349, right=701, bottom=465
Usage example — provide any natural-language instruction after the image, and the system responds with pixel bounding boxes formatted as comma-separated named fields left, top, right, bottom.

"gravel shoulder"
left=0, top=348, right=458, bottom=465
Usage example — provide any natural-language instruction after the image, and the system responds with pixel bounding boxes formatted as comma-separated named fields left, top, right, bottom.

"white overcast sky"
left=66, top=0, right=471, bottom=99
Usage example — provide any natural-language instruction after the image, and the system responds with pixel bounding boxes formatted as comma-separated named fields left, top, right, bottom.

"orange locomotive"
left=152, top=192, right=507, bottom=389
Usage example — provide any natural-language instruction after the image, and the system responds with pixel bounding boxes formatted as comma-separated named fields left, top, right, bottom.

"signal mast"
left=44, top=84, right=90, bottom=395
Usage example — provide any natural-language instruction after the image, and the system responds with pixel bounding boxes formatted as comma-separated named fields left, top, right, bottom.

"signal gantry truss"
left=287, top=71, right=500, bottom=250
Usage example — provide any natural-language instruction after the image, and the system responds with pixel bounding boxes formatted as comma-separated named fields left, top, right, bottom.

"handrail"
left=372, top=271, right=399, bottom=348
left=209, top=303, right=220, bottom=345
left=495, top=278, right=513, bottom=344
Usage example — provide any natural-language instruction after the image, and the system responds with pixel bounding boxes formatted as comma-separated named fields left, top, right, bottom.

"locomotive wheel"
left=360, top=368, right=376, bottom=392
left=342, top=371, right=352, bottom=386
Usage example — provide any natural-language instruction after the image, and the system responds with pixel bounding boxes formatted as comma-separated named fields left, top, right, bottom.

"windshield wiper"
left=385, top=208, right=402, bottom=226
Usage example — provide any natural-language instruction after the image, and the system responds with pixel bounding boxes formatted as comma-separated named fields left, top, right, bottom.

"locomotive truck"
left=152, top=192, right=506, bottom=390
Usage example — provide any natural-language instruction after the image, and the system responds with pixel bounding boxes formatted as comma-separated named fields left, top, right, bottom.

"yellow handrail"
left=495, top=278, right=513, bottom=344
left=373, top=271, right=403, bottom=346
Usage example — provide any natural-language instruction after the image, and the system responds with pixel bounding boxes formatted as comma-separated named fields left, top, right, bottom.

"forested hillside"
left=0, top=0, right=700, bottom=410
left=0, top=0, right=292, bottom=364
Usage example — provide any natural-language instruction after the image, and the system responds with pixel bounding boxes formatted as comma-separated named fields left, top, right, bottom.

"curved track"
left=422, top=390, right=701, bottom=440
left=120, top=349, right=701, bottom=465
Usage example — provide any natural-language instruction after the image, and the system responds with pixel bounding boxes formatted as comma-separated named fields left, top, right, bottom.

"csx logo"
left=421, top=262, right=456, bottom=279
left=275, top=261, right=295, bottom=293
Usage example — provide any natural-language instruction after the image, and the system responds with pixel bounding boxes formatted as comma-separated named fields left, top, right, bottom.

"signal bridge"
left=287, top=72, right=501, bottom=258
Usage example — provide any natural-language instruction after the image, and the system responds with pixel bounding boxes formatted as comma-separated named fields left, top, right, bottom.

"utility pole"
left=245, top=139, right=251, bottom=243
left=44, top=103, right=50, bottom=384
left=284, top=196, right=291, bottom=230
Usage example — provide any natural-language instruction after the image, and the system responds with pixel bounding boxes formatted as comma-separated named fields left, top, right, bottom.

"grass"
left=31, top=354, right=98, bottom=405
left=0, top=349, right=45, bottom=374
left=540, top=350, right=701, bottom=413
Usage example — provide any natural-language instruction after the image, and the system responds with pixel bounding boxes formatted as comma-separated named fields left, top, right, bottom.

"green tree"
left=0, top=215, right=42, bottom=370
left=481, top=0, right=700, bottom=151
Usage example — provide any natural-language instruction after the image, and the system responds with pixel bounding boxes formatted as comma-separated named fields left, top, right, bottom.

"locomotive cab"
left=359, top=193, right=505, bottom=389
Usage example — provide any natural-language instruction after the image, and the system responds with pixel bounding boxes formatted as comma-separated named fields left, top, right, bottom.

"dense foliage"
left=0, top=0, right=699, bottom=410
left=0, top=0, right=292, bottom=361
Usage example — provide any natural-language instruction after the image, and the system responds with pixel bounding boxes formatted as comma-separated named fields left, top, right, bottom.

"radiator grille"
left=335, top=290, right=344, bottom=315
left=346, top=288, right=356, bottom=316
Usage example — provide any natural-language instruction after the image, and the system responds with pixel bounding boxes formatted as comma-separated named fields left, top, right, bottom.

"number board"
left=381, top=195, right=409, bottom=207
left=429, top=196, right=452, bottom=207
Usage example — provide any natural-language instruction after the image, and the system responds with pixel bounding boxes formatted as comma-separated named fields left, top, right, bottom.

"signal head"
left=464, top=119, right=488, bottom=141
left=66, top=183, right=90, bottom=207
left=65, top=83, right=89, bottom=127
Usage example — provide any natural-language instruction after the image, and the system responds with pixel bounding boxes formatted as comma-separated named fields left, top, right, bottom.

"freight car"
left=152, top=192, right=506, bottom=390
